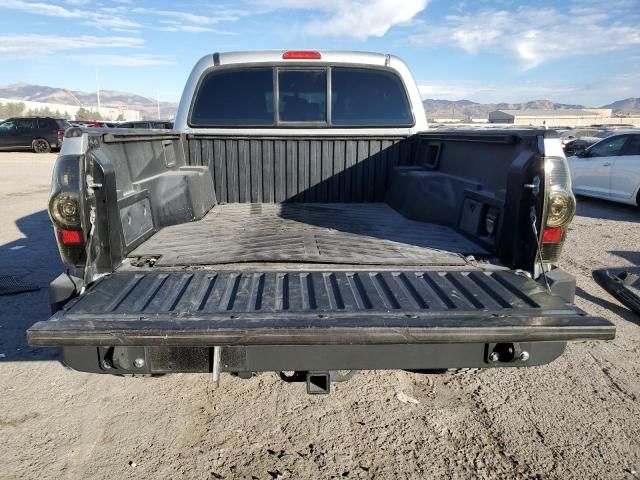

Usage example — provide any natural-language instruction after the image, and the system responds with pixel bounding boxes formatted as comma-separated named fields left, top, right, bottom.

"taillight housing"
left=49, top=155, right=85, bottom=266
left=541, top=156, right=576, bottom=263
left=57, top=128, right=65, bottom=142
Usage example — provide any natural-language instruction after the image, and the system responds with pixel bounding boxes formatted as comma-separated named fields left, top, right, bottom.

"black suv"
left=0, top=117, right=71, bottom=153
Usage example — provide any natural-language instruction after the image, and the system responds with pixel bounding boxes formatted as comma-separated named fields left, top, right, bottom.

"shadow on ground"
left=576, top=286, right=640, bottom=327
left=609, top=250, right=640, bottom=265
left=575, top=196, right=639, bottom=222
left=0, top=209, right=62, bottom=361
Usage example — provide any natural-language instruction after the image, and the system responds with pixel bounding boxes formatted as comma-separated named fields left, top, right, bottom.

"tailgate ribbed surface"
left=30, top=270, right=616, bottom=346
left=67, top=270, right=565, bottom=315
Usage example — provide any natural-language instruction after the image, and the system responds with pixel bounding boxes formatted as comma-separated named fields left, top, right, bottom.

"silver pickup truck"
left=28, top=50, right=614, bottom=394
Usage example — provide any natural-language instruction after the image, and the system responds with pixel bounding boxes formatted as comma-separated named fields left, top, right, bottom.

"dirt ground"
left=0, top=152, right=639, bottom=480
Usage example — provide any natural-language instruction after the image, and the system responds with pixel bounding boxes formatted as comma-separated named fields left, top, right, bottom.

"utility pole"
left=156, top=88, right=161, bottom=118
left=95, top=69, right=101, bottom=117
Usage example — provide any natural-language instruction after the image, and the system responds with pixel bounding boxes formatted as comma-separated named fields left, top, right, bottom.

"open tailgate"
left=28, top=270, right=614, bottom=346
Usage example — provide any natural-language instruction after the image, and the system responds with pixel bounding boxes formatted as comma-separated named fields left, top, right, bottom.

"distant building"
left=488, top=108, right=640, bottom=127
left=0, top=97, right=141, bottom=121
left=429, top=117, right=489, bottom=124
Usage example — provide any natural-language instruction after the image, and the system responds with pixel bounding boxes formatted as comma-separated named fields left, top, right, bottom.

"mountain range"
left=0, top=83, right=178, bottom=119
left=422, top=98, right=640, bottom=119
left=0, top=83, right=638, bottom=120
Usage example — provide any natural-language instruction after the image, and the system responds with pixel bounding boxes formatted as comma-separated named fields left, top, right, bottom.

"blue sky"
left=0, top=0, right=639, bottom=105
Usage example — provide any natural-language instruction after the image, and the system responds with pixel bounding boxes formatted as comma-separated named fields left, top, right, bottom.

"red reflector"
left=542, top=227, right=563, bottom=243
left=282, top=50, right=321, bottom=60
left=61, top=229, right=83, bottom=245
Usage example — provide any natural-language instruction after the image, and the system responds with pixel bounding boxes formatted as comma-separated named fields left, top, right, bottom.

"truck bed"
left=130, top=203, right=487, bottom=267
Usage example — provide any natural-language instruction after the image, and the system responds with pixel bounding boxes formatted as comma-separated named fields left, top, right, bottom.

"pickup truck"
left=28, top=50, right=614, bottom=394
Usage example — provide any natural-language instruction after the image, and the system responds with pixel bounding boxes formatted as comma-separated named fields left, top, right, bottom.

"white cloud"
left=252, top=0, right=429, bottom=40
left=306, top=0, right=428, bottom=40
left=134, top=6, right=249, bottom=25
left=0, top=0, right=141, bottom=30
left=159, top=25, right=213, bottom=33
left=412, top=3, right=640, bottom=68
left=3, top=0, right=76, bottom=17
left=71, top=54, right=175, bottom=67
left=157, top=24, right=237, bottom=34
left=0, top=34, right=142, bottom=57
left=2, top=0, right=428, bottom=41
left=84, top=16, right=141, bottom=30
left=127, top=6, right=247, bottom=33
left=153, top=11, right=221, bottom=25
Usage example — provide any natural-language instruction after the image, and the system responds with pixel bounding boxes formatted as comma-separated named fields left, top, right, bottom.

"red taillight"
left=57, top=128, right=64, bottom=141
left=61, top=229, right=83, bottom=245
left=542, top=227, right=563, bottom=243
left=282, top=50, right=321, bottom=60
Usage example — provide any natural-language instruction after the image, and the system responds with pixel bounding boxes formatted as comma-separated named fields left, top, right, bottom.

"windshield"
left=594, top=131, right=613, bottom=138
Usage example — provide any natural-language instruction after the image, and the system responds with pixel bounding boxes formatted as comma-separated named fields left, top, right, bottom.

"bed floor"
left=130, top=203, right=488, bottom=267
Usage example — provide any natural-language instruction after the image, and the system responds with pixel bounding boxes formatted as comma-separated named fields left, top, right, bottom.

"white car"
left=568, top=132, right=640, bottom=207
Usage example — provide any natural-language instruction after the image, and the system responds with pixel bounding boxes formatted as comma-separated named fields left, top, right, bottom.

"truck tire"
left=32, top=138, right=51, bottom=153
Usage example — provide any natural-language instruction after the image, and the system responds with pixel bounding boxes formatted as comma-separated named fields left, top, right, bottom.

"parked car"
left=563, top=130, right=615, bottom=156
left=28, top=50, right=614, bottom=393
left=0, top=116, right=71, bottom=153
left=73, top=121, right=120, bottom=128
left=117, top=120, right=174, bottom=129
left=560, top=128, right=600, bottom=146
left=568, top=132, right=640, bottom=206
left=73, top=120, right=102, bottom=128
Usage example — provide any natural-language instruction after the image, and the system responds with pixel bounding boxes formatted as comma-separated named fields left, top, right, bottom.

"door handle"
left=603, top=162, right=612, bottom=166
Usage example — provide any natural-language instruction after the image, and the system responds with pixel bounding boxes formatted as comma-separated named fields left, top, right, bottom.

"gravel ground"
left=0, top=152, right=639, bottom=480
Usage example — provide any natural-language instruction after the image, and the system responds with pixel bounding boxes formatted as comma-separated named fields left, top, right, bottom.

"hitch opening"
left=279, top=370, right=356, bottom=394
left=307, top=372, right=330, bottom=395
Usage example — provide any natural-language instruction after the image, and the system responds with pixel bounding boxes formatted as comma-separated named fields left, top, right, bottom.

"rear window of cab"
left=190, top=67, right=414, bottom=128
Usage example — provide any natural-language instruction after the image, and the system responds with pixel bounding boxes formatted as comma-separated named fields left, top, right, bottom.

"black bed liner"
left=129, top=203, right=487, bottom=267
left=28, top=269, right=614, bottom=346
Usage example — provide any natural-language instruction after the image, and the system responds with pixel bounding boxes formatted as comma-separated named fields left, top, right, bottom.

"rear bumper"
left=60, top=342, right=569, bottom=375
left=28, top=310, right=614, bottom=347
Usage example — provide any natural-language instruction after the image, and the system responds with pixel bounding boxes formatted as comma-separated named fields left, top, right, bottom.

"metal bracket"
left=212, top=346, right=221, bottom=387
left=530, top=206, right=551, bottom=291
left=524, top=175, right=540, bottom=197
